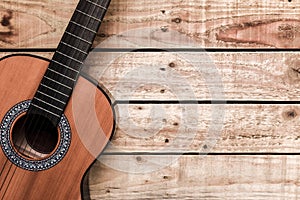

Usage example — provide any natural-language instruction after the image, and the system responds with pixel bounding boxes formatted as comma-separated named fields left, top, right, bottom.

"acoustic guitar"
left=0, top=0, right=114, bottom=199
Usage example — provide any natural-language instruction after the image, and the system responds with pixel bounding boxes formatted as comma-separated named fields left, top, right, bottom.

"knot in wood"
left=168, top=62, right=176, bottom=68
left=282, top=109, right=298, bottom=120
left=1, top=10, right=13, bottom=27
left=172, top=17, right=182, bottom=24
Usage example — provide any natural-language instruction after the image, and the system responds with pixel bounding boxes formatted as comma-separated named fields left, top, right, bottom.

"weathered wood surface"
left=89, top=155, right=300, bottom=199
left=2, top=52, right=300, bottom=101
left=1, top=0, right=300, bottom=48
left=1, top=0, right=300, bottom=199
left=86, top=52, right=300, bottom=100
left=106, top=104, right=300, bottom=153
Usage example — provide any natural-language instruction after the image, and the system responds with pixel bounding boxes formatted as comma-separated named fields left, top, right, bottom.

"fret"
left=56, top=51, right=83, bottom=64
left=85, top=0, right=107, bottom=10
left=30, top=103, right=61, bottom=118
left=44, top=76, right=73, bottom=90
left=65, top=31, right=93, bottom=45
left=60, top=41, right=88, bottom=55
left=75, top=9, right=102, bottom=22
left=33, top=97, right=64, bottom=111
left=41, top=84, right=69, bottom=97
left=70, top=21, right=97, bottom=34
left=37, top=91, right=66, bottom=105
left=51, top=60, right=80, bottom=73
left=29, top=0, right=111, bottom=126
left=48, top=68, right=76, bottom=82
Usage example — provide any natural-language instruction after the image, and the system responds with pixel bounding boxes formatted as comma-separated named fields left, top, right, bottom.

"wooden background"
left=1, top=0, right=300, bottom=199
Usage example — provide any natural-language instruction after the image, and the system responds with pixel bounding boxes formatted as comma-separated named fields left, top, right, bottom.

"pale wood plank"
left=85, top=52, right=300, bottom=100
left=89, top=155, right=300, bottom=199
left=1, top=0, right=300, bottom=48
left=105, top=104, right=300, bottom=153
left=4, top=52, right=300, bottom=101
left=0, top=0, right=77, bottom=47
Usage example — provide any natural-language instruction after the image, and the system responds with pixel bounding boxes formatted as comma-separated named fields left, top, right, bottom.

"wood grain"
left=105, top=104, right=300, bottom=153
left=1, top=0, right=300, bottom=199
left=3, top=52, right=300, bottom=101
left=89, top=155, right=300, bottom=199
left=1, top=0, right=300, bottom=48
left=85, top=52, right=300, bottom=100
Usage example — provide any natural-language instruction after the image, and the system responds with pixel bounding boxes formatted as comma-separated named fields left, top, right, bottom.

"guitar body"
left=0, top=54, right=115, bottom=199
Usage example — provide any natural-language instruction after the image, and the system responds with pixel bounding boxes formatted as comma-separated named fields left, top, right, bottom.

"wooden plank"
left=1, top=0, right=300, bottom=48
left=105, top=104, right=300, bottom=153
left=3, top=51, right=300, bottom=101
left=89, top=155, right=300, bottom=199
left=0, top=0, right=76, bottom=47
left=85, top=52, right=300, bottom=100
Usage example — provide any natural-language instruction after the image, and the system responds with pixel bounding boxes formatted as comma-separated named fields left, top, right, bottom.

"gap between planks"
left=105, top=104, right=300, bottom=153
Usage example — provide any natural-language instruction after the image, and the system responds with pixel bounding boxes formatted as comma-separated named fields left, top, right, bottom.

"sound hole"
left=11, top=114, right=59, bottom=159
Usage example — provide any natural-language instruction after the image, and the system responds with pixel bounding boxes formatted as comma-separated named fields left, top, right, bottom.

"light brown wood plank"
left=4, top=51, right=300, bottom=101
left=1, top=0, right=300, bottom=48
left=85, top=52, right=300, bottom=100
left=3, top=51, right=300, bottom=101
left=105, top=104, right=300, bottom=153
left=0, top=0, right=76, bottom=47
left=89, top=155, right=300, bottom=199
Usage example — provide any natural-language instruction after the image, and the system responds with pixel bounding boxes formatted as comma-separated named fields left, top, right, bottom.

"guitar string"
left=20, top=0, right=106, bottom=158
left=16, top=0, right=107, bottom=160
left=0, top=0, right=98, bottom=194
left=19, top=0, right=103, bottom=160
left=21, top=1, right=105, bottom=164
left=0, top=0, right=106, bottom=197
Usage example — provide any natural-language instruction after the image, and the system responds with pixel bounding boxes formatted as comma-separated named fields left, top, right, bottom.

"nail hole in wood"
left=285, top=110, right=297, bottom=119
left=160, top=89, right=165, bottom=94
left=288, top=111, right=296, bottom=118
left=203, top=144, right=208, bottom=149
left=283, top=109, right=298, bottom=120
left=173, top=122, right=179, bottom=126
left=1, top=11, right=12, bottom=27
left=138, top=106, right=143, bottom=110
left=161, top=10, right=166, bottom=14
left=169, top=62, right=176, bottom=68
left=163, top=176, right=168, bottom=179
left=288, top=0, right=292, bottom=2
left=136, top=156, right=142, bottom=162
left=161, top=26, right=168, bottom=32
left=172, top=18, right=182, bottom=24
left=165, top=138, right=169, bottom=143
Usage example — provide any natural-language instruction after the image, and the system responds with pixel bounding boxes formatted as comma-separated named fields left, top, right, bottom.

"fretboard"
left=28, top=0, right=111, bottom=126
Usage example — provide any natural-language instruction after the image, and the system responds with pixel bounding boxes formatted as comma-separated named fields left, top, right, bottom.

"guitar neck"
left=53, top=0, right=111, bottom=73
left=28, top=0, right=111, bottom=126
